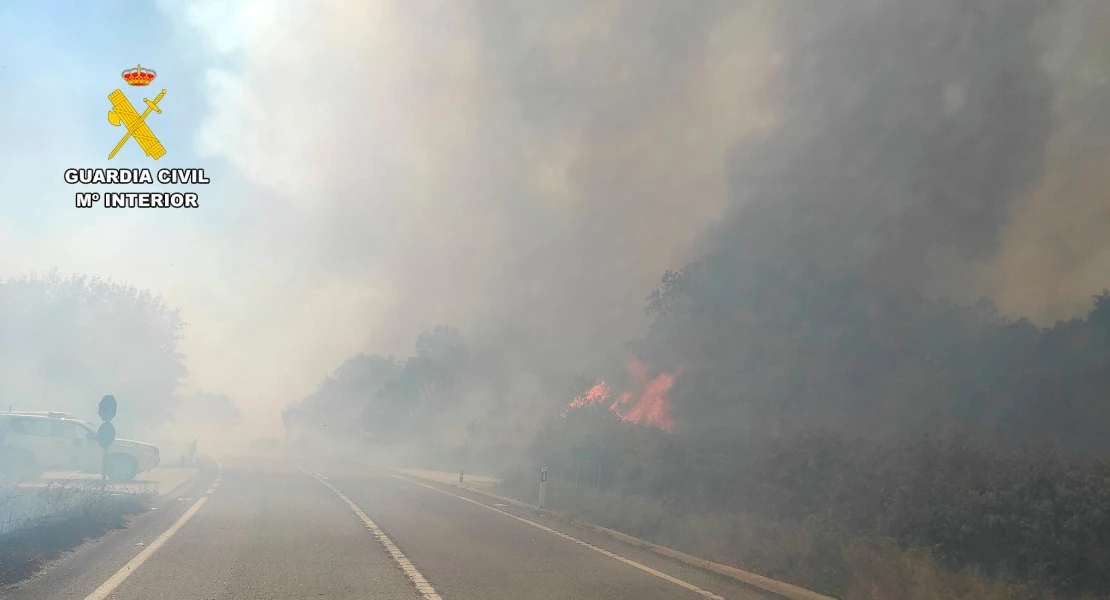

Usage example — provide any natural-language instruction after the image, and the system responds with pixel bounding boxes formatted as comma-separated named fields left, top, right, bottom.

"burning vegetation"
left=561, top=358, right=676, bottom=432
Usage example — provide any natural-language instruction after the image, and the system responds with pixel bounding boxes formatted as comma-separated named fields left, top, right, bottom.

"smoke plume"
left=162, top=0, right=1110, bottom=434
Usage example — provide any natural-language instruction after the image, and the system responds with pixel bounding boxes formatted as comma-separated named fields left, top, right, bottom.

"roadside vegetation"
left=501, top=410, right=1110, bottom=600
left=0, top=481, right=152, bottom=584
left=286, top=281, right=1110, bottom=600
left=0, top=272, right=243, bottom=434
left=487, top=272, right=1110, bottom=600
left=282, top=283, right=1110, bottom=599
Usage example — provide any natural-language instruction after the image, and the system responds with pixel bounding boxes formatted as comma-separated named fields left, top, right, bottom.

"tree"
left=360, top=327, right=469, bottom=443
left=284, top=353, right=400, bottom=438
left=171, top=391, right=243, bottom=429
left=0, top=272, right=187, bottom=431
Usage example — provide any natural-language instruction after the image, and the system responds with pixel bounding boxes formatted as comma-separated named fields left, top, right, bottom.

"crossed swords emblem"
left=107, top=88, right=167, bottom=160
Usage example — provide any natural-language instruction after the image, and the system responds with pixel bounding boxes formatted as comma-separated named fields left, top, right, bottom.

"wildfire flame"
left=561, top=358, right=676, bottom=432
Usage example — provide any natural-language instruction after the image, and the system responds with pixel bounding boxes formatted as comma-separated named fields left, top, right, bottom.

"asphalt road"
left=4, top=457, right=776, bottom=600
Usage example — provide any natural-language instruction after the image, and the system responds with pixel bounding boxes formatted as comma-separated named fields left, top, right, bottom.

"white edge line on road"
left=389, top=475, right=726, bottom=600
left=83, top=496, right=208, bottom=600
left=206, top=457, right=224, bottom=496
left=298, top=467, right=442, bottom=600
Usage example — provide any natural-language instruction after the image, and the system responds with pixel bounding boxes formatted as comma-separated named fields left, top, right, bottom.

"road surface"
left=4, top=457, right=776, bottom=600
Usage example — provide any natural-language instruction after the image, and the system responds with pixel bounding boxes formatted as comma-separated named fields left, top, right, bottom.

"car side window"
left=10, top=418, right=51, bottom=436
left=50, top=420, right=77, bottom=439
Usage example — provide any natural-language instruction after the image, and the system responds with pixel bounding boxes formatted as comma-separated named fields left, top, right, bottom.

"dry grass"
left=0, top=481, right=153, bottom=584
left=499, top=475, right=1108, bottom=600
left=505, top=420, right=1110, bottom=599
left=1, top=480, right=123, bottom=536
left=842, top=541, right=1067, bottom=600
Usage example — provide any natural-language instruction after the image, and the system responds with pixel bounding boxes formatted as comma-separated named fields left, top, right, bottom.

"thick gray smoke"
left=985, top=1, right=1110, bottom=320
left=168, top=0, right=778, bottom=412
left=166, top=0, right=1108, bottom=436
left=717, top=0, right=1059, bottom=299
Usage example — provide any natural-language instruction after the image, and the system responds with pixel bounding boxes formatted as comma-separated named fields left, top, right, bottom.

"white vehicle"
left=0, top=411, right=160, bottom=481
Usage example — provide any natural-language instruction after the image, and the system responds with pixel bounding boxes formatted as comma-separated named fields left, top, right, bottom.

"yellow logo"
left=107, top=65, right=166, bottom=160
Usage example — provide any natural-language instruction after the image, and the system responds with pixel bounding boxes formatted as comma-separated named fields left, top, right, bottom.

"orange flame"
left=562, top=358, right=676, bottom=431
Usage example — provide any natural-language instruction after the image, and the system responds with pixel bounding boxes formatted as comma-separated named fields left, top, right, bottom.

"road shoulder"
left=384, top=468, right=786, bottom=600
left=0, top=459, right=217, bottom=599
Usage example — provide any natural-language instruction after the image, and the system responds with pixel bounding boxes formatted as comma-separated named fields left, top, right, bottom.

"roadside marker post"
left=538, top=463, right=548, bottom=508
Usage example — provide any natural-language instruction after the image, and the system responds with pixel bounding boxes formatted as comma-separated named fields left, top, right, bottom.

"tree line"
left=0, top=272, right=239, bottom=433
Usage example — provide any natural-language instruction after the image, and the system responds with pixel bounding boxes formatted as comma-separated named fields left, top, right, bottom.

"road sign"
left=540, top=464, right=548, bottom=482
left=97, top=422, right=116, bottom=448
left=98, top=395, right=117, bottom=422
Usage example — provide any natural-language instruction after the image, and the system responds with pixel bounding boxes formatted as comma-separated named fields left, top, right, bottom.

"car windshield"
left=3, top=2, right=1109, bottom=600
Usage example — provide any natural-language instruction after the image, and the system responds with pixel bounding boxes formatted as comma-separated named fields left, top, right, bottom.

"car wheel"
left=106, top=454, right=139, bottom=482
left=0, top=449, right=40, bottom=481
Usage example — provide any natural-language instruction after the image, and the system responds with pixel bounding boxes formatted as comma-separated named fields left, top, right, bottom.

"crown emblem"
left=121, top=64, right=156, bottom=86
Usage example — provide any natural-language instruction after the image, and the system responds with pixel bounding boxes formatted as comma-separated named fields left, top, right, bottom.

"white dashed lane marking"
left=299, top=467, right=441, bottom=600
left=86, top=456, right=225, bottom=599
left=83, top=497, right=207, bottom=600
